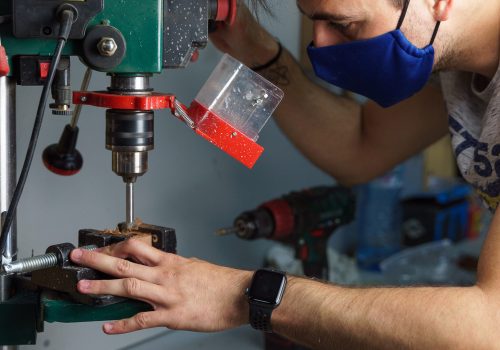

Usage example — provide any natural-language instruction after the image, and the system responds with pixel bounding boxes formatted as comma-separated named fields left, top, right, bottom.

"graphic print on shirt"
left=441, top=66, right=500, bottom=211
left=449, top=115, right=500, bottom=210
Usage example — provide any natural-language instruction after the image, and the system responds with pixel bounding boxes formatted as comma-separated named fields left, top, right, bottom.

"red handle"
left=0, top=46, right=10, bottom=77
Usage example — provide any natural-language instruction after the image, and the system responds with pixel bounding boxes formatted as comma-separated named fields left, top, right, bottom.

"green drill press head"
left=0, top=0, right=234, bottom=74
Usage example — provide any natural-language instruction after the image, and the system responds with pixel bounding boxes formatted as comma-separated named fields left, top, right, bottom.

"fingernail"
left=72, top=249, right=83, bottom=261
left=104, top=323, right=114, bottom=332
left=79, top=280, right=90, bottom=291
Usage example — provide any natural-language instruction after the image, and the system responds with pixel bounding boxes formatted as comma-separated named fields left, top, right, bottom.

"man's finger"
left=99, top=239, right=167, bottom=267
left=77, top=278, right=171, bottom=307
left=103, top=311, right=167, bottom=334
left=70, top=249, right=159, bottom=282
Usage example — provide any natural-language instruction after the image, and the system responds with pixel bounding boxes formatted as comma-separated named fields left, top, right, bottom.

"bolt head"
left=97, top=37, right=118, bottom=57
left=2, top=264, right=13, bottom=274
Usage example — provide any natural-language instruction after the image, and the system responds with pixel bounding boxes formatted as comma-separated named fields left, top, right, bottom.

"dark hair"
left=249, top=0, right=404, bottom=11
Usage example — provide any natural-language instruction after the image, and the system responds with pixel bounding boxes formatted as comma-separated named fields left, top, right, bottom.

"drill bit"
left=126, top=181, right=134, bottom=230
left=215, top=227, right=238, bottom=236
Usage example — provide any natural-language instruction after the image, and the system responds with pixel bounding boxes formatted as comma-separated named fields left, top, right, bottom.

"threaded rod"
left=1, top=245, right=97, bottom=275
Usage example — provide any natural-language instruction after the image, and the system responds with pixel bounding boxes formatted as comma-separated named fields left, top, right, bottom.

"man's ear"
left=433, top=0, right=453, bottom=22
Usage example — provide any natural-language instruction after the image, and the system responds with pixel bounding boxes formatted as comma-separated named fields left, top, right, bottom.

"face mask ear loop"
left=429, top=21, right=441, bottom=45
left=396, top=0, right=411, bottom=30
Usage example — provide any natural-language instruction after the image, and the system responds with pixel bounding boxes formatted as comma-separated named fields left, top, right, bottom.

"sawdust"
left=101, top=218, right=152, bottom=246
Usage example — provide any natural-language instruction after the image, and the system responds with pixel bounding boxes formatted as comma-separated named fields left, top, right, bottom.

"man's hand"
left=209, top=3, right=279, bottom=68
left=70, top=240, right=251, bottom=335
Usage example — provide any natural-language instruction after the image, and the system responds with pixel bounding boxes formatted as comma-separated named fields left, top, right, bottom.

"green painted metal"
left=0, top=291, right=39, bottom=345
left=42, top=293, right=153, bottom=323
left=0, top=0, right=163, bottom=74
left=0, top=290, right=152, bottom=345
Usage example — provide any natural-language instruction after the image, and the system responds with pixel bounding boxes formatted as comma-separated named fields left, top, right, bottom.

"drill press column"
left=0, top=76, right=17, bottom=350
left=106, top=75, right=154, bottom=230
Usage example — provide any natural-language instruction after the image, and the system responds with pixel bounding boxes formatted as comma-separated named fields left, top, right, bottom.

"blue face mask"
left=307, top=0, right=441, bottom=108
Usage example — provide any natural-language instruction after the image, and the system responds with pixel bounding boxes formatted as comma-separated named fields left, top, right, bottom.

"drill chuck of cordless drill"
left=231, top=186, right=356, bottom=242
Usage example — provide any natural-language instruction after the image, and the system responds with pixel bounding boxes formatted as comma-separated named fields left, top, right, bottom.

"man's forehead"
left=296, top=0, right=397, bottom=23
left=296, top=0, right=365, bottom=19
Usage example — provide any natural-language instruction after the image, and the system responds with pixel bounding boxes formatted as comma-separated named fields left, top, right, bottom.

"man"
left=70, top=0, right=500, bottom=348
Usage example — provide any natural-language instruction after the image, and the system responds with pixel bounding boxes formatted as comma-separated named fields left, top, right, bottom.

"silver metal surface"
left=0, top=213, right=11, bottom=302
left=174, top=99, right=195, bottom=128
left=51, top=105, right=72, bottom=116
left=0, top=78, right=16, bottom=263
left=112, top=151, right=148, bottom=182
left=97, top=37, right=118, bottom=57
left=126, top=182, right=134, bottom=230
left=108, top=145, right=151, bottom=153
left=109, top=75, right=151, bottom=92
left=71, top=68, right=93, bottom=128
left=0, top=245, right=97, bottom=276
left=2, top=253, right=58, bottom=275
left=0, top=77, right=16, bottom=306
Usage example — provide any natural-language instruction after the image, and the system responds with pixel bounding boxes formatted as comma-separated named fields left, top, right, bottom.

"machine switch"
left=39, top=62, right=50, bottom=79
left=0, top=46, right=9, bottom=77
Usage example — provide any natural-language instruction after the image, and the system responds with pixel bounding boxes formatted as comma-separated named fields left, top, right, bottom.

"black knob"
left=43, top=124, right=83, bottom=176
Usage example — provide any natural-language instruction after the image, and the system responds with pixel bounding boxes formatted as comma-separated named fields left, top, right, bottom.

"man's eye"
left=327, top=21, right=353, bottom=34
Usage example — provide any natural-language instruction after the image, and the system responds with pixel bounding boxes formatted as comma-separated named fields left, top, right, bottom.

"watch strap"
left=249, top=303, right=273, bottom=333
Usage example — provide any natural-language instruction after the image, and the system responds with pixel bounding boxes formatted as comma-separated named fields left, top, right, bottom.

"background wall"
left=16, top=2, right=327, bottom=349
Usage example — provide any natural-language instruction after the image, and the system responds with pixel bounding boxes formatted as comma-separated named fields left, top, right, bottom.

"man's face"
left=297, top=0, right=437, bottom=49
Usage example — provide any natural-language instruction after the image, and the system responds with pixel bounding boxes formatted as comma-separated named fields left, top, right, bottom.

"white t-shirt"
left=441, top=63, right=500, bottom=210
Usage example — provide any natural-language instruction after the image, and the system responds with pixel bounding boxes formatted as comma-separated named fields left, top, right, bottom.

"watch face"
left=248, top=269, right=287, bottom=305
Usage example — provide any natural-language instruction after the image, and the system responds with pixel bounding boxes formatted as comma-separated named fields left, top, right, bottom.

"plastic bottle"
left=356, top=167, right=403, bottom=271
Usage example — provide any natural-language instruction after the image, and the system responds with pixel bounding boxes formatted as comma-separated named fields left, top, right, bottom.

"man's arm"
left=210, top=5, right=449, bottom=185
left=70, top=208, right=500, bottom=349
left=271, top=209, right=500, bottom=350
left=273, top=276, right=493, bottom=349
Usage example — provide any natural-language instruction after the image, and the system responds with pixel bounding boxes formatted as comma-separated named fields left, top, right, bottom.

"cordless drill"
left=217, top=186, right=356, bottom=279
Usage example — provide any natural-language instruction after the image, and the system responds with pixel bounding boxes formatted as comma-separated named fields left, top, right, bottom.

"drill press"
left=0, top=0, right=284, bottom=346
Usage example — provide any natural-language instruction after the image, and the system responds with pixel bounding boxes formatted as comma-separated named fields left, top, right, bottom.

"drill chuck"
left=234, top=208, right=275, bottom=240
left=218, top=203, right=289, bottom=240
left=216, top=208, right=274, bottom=239
left=106, top=75, right=155, bottom=182
left=104, top=75, right=156, bottom=229
left=112, top=151, right=148, bottom=182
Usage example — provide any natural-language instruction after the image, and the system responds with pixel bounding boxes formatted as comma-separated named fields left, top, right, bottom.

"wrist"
left=229, top=269, right=253, bottom=327
left=251, top=42, right=282, bottom=72
left=271, top=276, right=312, bottom=332
left=248, top=39, right=281, bottom=68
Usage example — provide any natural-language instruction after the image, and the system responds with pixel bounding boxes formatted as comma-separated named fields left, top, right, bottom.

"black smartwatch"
left=246, top=268, right=287, bottom=333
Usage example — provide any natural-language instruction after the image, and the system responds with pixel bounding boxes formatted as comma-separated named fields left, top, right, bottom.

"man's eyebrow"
left=296, top=2, right=354, bottom=22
